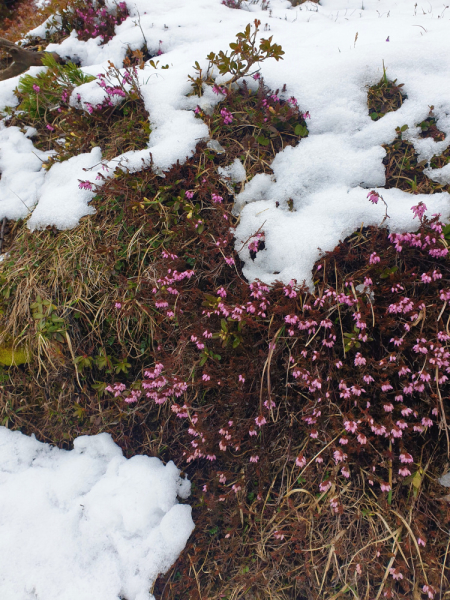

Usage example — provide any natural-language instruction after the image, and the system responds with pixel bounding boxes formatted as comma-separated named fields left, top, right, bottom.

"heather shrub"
left=46, top=0, right=128, bottom=44
left=9, top=57, right=150, bottom=163
left=367, top=65, right=406, bottom=121
left=2, top=19, right=450, bottom=600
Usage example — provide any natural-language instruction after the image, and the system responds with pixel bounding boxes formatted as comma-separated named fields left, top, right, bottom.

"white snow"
left=218, top=158, right=247, bottom=184
left=0, top=427, right=194, bottom=600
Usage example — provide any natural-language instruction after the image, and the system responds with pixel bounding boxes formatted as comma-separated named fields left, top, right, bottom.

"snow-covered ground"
left=1, top=1, right=450, bottom=596
left=0, top=427, right=194, bottom=600
left=2, top=0, right=450, bottom=284
left=1, top=0, right=450, bottom=286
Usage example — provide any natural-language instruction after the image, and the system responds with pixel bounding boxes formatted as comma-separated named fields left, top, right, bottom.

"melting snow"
left=0, top=427, right=194, bottom=600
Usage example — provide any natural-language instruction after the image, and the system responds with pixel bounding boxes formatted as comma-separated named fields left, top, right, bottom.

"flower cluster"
left=65, top=0, right=128, bottom=44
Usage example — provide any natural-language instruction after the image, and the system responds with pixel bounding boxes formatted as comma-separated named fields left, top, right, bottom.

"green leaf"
left=379, top=266, right=398, bottom=279
left=294, top=124, right=308, bottom=137
left=256, top=135, right=269, bottom=146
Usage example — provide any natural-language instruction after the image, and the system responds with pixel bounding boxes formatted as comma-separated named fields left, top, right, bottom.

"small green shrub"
left=17, top=53, right=95, bottom=119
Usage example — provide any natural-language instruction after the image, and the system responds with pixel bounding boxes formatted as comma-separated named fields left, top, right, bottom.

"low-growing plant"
left=188, top=19, right=284, bottom=95
left=417, top=108, right=446, bottom=142
left=383, top=125, right=450, bottom=194
left=46, top=0, right=128, bottom=44
left=17, top=53, right=95, bottom=119
left=10, top=56, right=150, bottom=163
left=195, top=76, right=309, bottom=182
left=368, top=64, right=406, bottom=121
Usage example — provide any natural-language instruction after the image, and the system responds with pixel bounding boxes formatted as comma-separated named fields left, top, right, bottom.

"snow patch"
left=0, top=427, right=194, bottom=600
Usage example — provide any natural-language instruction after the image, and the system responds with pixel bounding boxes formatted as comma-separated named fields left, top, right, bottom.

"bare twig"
left=0, top=217, right=6, bottom=254
left=0, top=38, right=62, bottom=81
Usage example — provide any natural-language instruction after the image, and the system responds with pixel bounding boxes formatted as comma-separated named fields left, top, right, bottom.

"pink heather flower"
left=423, top=585, right=435, bottom=599
left=220, top=107, right=233, bottom=125
left=380, top=483, right=391, bottom=492
left=399, top=452, right=413, bottom=463
left=383, top=403, right=394, bottom=413
left=369, top=252, right=380, bottom=265
left=274, top=531, right=284, bottom=540
left=389, top=568, right=403, bottom=581
left=417, top=537, right=426, bottom=547
left=357, top=433, right=367, bottom=445
left=333, top=449, right=347, bottom=463
left=315, top=456, right=324, bottom=463
left=363, top=375, right=374, bottom=384
left=339, top=437, right=348, bottom=445
left=398, top=466, right=411, bottom=477
left=216, top=286, right=227, bottom=298
left=33, top=84, right=40, bottom=93
left=319, top=480, right=332, bottom=493
left=394, top=394, right=403, bottom=402
left=249, top=428, right=257, bottom=437
left=252, top=72, right=260, bottom=80
left=202, top=373, right=211, bottom=381
left=422, top=417, right=433, bottom=427
left=344, top=420, right=358, bottom=433
left=296, top=455, right=306, bottom=468
left=335, top=361, right=343, bottom=369
left=310, top=430, right=318, bottom=439
left=78, top=180, right=93, bottom=191
left=367, top=191, right=379, bottom=204
left=255, top=415, right=266, bottom=427
left=185, top=190, right=194, bottom=199
left=212, top=193, right=223, bottom=204
left=411, top=202, right=427, bottom=220
left=401, top=407, right=413, bottom=417
left=264, top=398, right=276, bottom=410
left=354, top=353, right=366, bottom=366
left=238, top=374, right=245, bottom=383
left=381, top=382, right=393, bottom=392
left=232, top=484, right=241, bottom=493
left=250, top=455, right=259, bottom=463
left=114, top=302, right=122, bottom=309
left=341, top=466, right=350, bottom=478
